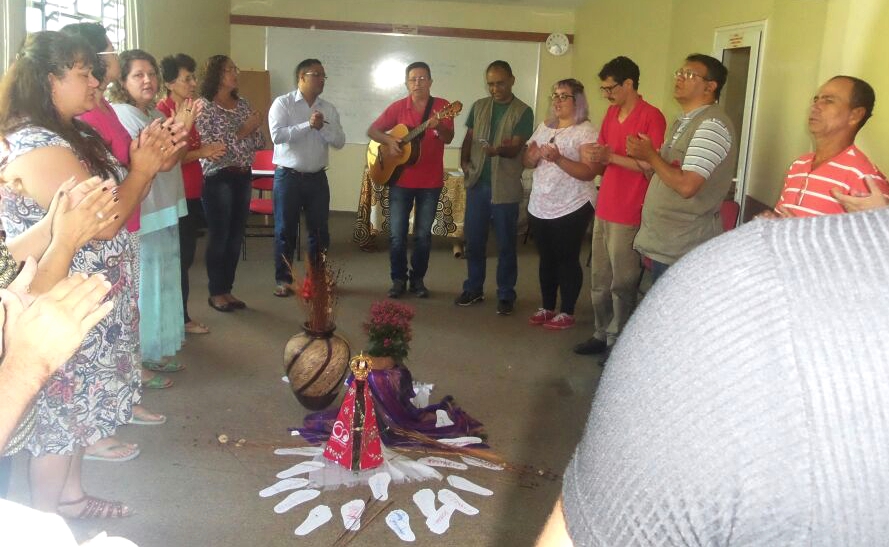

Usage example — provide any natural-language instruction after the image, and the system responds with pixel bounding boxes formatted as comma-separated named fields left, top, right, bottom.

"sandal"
left=208, top=297, right=233, bottom=312
left=143, top=360, right=185, bottom=373
left=226, top=294, right=247, bottom=309
left=185, top=320, right=210, bottom=334
left=273, top=284, right=292, bottom=297
left=58, top=495, right=133, bottom=519
left=141, top=375, right=173, bottom=389
left=130, top=409, right=167, bottom=426
left=83, top=441, right=140, bottom=462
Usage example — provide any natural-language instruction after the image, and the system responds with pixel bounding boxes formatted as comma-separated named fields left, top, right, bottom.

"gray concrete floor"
left=7, top=212, right=604, bottom=546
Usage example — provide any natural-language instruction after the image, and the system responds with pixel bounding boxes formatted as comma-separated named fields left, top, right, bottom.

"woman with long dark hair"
left=0, top=31, right=184, bottom=518
left=196, top=55, right=263, bottom=312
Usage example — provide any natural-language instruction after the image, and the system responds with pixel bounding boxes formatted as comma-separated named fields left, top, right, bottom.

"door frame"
left=713, top=20, right=767, bottom=224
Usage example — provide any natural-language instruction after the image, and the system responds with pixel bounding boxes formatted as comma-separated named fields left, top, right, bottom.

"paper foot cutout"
left=274, top=489, right=320, bottom=514
left=259, top=477, right=310, bottom=498
left=386, top=509, right=416, bottom=542
left=341, top=499, right=365, bottom=531
left=294, top=505, right=332, bottom=536
left=412, top=488, right=437, bottom=519
left=425, top=504, right=456, bottom=534
left=369, top=471, right=392, bottom=501
left=460, top=455, right=504, bottom=471
left=447, top=475, right=493, bottom=496
left=435, top=409, right=455, bottom=427
left=276, top=460, right=325, bottom=479
left=439, top=436, right=483, bottom=447
left=438, top=488, right=479, bottom=515
left=418, top=456, right=468, bottom=471
left=274, top=447, right=323, bottom=456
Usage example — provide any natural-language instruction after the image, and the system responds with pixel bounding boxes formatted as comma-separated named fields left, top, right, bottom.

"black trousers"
left=530, top=202, right=594, bottom=315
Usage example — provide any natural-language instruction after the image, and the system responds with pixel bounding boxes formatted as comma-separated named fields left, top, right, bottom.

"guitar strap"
left=414, top=97, right=436, bottom=142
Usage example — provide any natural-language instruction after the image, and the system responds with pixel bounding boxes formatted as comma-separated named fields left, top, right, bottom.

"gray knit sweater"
left=563, top=209, right=889, bottom=545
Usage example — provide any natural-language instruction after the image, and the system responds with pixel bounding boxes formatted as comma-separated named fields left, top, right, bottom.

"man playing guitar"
left=367, top=61, right=455, bottom=299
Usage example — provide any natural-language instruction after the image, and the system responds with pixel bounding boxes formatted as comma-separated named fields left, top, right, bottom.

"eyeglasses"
left=304, top=72, right=327, bottom=80
left=599, top=83, right=621, bottom=95
left=407, top=76, right=429, bottom=84
left=224, top=66, right=241, bottom=74
left=550, top=93, right=575, bottom=101
left=674, top=69, right=707, bottom=81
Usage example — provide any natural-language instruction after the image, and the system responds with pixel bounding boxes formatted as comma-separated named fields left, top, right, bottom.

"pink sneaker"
left=543, top=312, right=575, bottom=330
left=528, top=308, right=555, bottom=326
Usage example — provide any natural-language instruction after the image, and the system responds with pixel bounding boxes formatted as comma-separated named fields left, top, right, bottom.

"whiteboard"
left=265, top=27, right=540, bottom=146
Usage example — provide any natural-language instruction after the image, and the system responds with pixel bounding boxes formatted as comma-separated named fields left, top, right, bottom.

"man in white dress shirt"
left=268, top=58, right=345, bottom=295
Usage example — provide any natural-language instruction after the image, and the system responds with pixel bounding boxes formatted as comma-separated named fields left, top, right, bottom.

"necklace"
left=549, top=126, right=570, bottom=144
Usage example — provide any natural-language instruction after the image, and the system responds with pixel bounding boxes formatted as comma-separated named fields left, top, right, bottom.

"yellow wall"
left=818, top=0, right=889, bottom=171
left=572, top=0, right=673, bottom=124
left=139, top=0, right=230, bottom=67
left=230, top=0, right=575, bottom=211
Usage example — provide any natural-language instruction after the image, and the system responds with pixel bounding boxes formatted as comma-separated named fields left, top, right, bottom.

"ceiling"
left=413, top=0, right=585, bottom=8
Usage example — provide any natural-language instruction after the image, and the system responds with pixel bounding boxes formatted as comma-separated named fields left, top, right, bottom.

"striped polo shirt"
left=670, top=105, right=733, bottom=180
left=776, top=145, right=888, bottom=217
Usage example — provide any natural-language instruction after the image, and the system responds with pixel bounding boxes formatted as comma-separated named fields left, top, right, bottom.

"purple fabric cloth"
left=295, top=365, right=486, bottom=448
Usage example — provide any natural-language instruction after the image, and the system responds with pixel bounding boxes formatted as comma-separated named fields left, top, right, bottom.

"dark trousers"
left=202, top=169, right=252, bottom=296
left=462, top=183, right=519, bottom=302
left=650, top=259, right=671, bottom=285
left=388, top=185, right=441, bottom=283
left=530, top=202, right=594, bottom=315
left=273, top=167, right=330, bottom=283
left=179, top=198, right=204, bottom=323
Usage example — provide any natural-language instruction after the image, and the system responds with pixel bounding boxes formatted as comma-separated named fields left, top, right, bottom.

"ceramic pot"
left=284, top=323, right=351, bottom=410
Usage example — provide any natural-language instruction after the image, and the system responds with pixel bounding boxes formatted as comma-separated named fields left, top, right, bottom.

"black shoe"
left=496, top=299, right=514, bottom=315
left=388, top=279, right=407, bottom=298
left=409, top=279, right=429, bottom=298
left=573, top=337, right=608, bottom=355
left=455, top=290, right=484, bottom=306
left=208, top=297, right=233, bottom=313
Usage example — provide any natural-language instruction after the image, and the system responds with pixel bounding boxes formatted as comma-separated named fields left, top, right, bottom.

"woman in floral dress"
left=0, top=31, right=183, bottom=518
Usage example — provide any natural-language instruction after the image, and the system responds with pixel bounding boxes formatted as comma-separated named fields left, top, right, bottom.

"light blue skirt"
left=139, top=224, right=185, bottom=362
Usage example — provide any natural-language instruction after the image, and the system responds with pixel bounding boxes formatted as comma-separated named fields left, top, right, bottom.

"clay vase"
left=284, top=323, right=351, bottom=410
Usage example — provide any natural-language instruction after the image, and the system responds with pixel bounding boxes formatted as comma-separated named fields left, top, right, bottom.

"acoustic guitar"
left=366, top=101, right=463, bottom=185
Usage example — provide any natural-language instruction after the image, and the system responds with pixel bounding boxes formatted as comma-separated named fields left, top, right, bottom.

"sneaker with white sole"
left=543, top=312, right=575, bottom=330
left=528, top=308, right=555, bottom=326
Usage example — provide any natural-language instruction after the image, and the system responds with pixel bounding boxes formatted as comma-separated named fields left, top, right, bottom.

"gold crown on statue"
left=349, top=353, right=372, bottom=381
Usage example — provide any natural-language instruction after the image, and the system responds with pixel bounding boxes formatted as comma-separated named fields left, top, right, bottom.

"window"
left=25, top=0, right=127, bottom=51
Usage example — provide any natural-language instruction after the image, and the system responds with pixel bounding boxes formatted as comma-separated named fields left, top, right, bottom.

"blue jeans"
left=273, top=167, right=330, bottom=283
left=388, top=185, right=441, bottom=282
left=462, top=183, right=519, bottom=302
left=650, top=259, right=671, bottom=285
left=202, top=169, right=252, bottom=296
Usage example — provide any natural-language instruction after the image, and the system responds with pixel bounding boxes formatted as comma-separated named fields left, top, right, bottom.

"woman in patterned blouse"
left=0, top=31, right=185, bottom=519
left=196, top=55, right=264, bottom=312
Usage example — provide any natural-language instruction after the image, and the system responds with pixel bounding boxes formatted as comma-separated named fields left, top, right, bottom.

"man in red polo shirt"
left=574, top=56, right=666, bottom=357
left=770, top=76, right=887, bottom=218
left=368, top=61, right=455, bottom=298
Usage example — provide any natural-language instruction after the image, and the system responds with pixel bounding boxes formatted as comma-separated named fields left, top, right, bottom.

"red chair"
left=243, top=150, right=280, bottom=259
left=721, top=200, right=740, bottom=231
left=252, top=149, right=275, bottom=196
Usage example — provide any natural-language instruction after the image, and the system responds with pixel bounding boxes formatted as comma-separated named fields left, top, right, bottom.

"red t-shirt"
left=157, top=97, right=204, bottom=200
left=371, top=96, right=454, bottom=189
left=595, top=98, right=667, bottom=226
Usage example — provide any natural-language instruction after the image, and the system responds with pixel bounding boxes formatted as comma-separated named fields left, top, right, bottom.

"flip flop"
left=184, top=321, right=210, bottom=334
left=83, top=443, right=141, bottom=463
left=274, top=285, right=292, bottom=297
left=130, top=413, right=167, bottom=426
left=141, top=375, right=174, bottom=389
left=143, top=360, right=185, bottom=373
